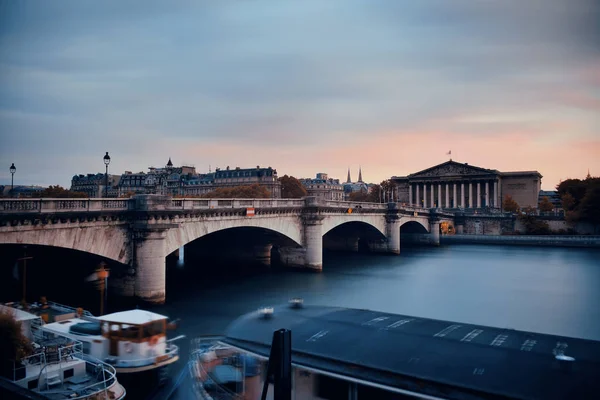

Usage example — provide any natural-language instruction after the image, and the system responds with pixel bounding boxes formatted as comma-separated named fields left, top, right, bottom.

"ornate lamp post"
left=9, top=163, right=16, bottom=196
left=103, top=152, right=111, bottom=198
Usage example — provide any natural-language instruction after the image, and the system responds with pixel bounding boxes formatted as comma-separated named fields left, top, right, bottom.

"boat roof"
left=223, top=305, right=600, bottom=400
left=98, top=309, right=168, bottom=325
left=41, top=317, right=102, bottom=338
left=0, top=304, right=41, bottom=322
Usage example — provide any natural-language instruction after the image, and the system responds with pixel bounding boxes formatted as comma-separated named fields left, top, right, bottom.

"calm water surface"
left=150, top=244, right=600, bottom=399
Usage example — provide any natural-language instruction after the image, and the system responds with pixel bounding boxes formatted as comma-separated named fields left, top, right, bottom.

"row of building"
left=0, top=158, right=547, bottom=210
left=69, top=158, right=371, bottom=201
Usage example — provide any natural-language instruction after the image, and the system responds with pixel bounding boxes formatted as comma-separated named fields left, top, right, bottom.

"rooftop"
left=223, top=304, right=600, bottom=400
left=98, top=309, right=168, bottom=325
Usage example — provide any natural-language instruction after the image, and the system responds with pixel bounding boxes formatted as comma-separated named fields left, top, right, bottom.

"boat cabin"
left=98, top=310, right=168, bottom=361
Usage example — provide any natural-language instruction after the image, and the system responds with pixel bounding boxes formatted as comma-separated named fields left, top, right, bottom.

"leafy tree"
left=556, top=179, right=588, bottom=209
left=349, top=191, right=372, bottom=202
left=578, top=182, right=600, bottom=233
left=119, top=191, right=137, bottom=198
left=502, top=195, right=519, bottom=213
left=538, top=196, right=554, bottom=212
left=201, top=184, right=271, bottom=199
left=278, top=175, right=307, bottom=198
left=561, top=193, right=576, bottom=211
left=34, top=185, right=88, bottom=198
left=1, top=309, right=32, bottom=377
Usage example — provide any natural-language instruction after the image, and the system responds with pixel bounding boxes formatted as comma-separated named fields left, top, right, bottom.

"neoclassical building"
left=391, top=160, right=542, bottom=209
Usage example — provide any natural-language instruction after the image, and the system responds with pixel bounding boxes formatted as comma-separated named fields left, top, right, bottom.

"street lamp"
left=103, top=152, right=111, bottom=198
left=9, top=163, right=16, bottom=196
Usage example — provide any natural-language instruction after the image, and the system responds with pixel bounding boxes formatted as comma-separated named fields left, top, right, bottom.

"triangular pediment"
left=410, top=161, right=498, bottom=178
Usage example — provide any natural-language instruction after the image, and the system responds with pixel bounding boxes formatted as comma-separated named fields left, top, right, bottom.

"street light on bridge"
left=9, top=163, right=16, bottom=196
left=103, top=152, right=111, bottom=198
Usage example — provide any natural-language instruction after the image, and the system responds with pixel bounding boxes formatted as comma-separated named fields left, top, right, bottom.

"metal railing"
left=170, top=198, right=305, bottom=210
left=189, top=336, right=244, bottom=400
left=11, top=340, right=120, bottom=399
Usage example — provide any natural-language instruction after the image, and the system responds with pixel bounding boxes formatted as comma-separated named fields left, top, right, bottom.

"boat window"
left=102, top=323, right=109, bottom=334
left=315, top=375, right=349, bottom=400
left=143, top=321, right=165, bottom=337
left=121, top=324, right=140, bottom=339
left=63, top=368, right=74, bottom=379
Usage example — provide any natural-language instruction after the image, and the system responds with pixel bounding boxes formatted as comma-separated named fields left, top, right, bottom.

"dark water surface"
left=150, top=244, right=600, bottom=400
left=2, top=244, right=599, bottom=399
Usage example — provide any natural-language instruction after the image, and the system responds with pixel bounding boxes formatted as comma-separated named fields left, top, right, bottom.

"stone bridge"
left=0, top=196, right=454, bottom=303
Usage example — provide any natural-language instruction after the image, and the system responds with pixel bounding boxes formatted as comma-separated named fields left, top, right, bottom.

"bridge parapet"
left=169, top=198, right=305, bottom=210
left=0, top=198, right=131, bottom=213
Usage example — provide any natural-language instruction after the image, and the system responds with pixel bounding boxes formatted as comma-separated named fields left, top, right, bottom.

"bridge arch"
left=164, top=215, right=302, bottom=256
left=400, top=219, right=430, bottom=233
left=321, top=215, right=386, bottom=238
left=0, top=225, right=130, bottom=264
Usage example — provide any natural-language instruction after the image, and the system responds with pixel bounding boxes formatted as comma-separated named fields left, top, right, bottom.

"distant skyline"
left=1, top=0, right=599, bottom=190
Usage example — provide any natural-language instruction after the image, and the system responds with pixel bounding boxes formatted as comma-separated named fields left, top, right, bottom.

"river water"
left=148, top=244, right=600, bottom=399
left=2, top=243, right=599, bottom=399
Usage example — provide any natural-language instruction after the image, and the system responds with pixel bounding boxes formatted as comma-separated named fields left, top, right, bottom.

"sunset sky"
left=1, top=0, right=598, bottom=190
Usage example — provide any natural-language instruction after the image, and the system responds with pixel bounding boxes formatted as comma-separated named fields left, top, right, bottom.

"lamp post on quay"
left=9, top=163, right=16, bottom=196
left=103, top=152, right=111, bottom=198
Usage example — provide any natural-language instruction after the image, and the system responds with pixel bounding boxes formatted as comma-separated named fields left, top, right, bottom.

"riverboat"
left=189, top=299, right=600, bottom=400
left=2, top=299, right=182, bottom=386
left=0, top=304, right=126, bottom=400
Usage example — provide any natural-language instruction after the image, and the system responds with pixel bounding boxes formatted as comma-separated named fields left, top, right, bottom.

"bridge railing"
left=168, top=198, right=306, bottom=210
left=0, top=198, right=132, bottom=213
left=321, top=200, right=388, bottom=210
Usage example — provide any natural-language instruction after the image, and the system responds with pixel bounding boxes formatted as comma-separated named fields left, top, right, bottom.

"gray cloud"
left=0, top=0, right=598, bottom=186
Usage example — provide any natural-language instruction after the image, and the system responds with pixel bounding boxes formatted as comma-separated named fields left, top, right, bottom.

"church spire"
left=358, top=166, right=363, bottom=183
left=346, top=168, right=352, bottom=184
left=586, top=168, right=591, bottom=180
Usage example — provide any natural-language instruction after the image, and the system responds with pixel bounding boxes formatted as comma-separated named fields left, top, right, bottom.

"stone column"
left=477, top=182, right=481, bottom=208
left=493, top=180, right=498, bottom=208
left=431, top=221, right=440, bottom=245
left=469, top=182, right=473, bottom=208
left=386, top=209, right=401, bottom=254
left=302, top=197, right=324, bottom=271
left=423, top=184, right=427, bottom=208
left=416, top=184, right=420, bottom=208
left=430, top=184, right=434, bottom=209
left=445, top=183, right=450, bottom=208
left=485, top=181, right=490, bottom=207
left=178, top=246, right=184, bottom=263
left=134, top=228, right=169, bottom=304
left=438, top=183, right=442, bottom=208
left=409, top=185, right=413, bottom=206
left=461, top=183, right=465, bottom=208
left=453, top=183, right=457, bottom=208
left=253, top=244, right=273, bottom=267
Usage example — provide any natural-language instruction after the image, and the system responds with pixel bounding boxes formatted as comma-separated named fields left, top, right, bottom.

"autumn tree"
left=278, top=175, right=307, bottom=198
left=201, top=184, right=271, bottom=199
left=34, top=185, right=88, bottom=198
left=578, top=182, right=600, bottom=233
left=349, top=191, right=372, bottom=202
left=502, top=195, right=519, bottom=213
left=538, top=196, right=554, bottom=212
left=561, top=192, right=576, bottom=212
left=379, top=179, right=397, bottom=202
left=1, top=309, right=32, bottom=377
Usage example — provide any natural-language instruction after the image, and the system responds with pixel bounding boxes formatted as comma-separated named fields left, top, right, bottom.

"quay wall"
left=439, top=234, right=600, bottom=248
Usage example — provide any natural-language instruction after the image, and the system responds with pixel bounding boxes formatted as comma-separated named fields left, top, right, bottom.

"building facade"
left=391, top=160, right=542, bottom=209
left=71, top=173, right=121, bottom=198
left=211, top=166, right=281, bottom=198
left=343, top=167, right=369, bottom=199
left=300, top=173, right=345, bottom=201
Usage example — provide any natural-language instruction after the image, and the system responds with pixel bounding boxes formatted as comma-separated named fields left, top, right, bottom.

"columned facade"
left=392, top=160, right=541, bottom=210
